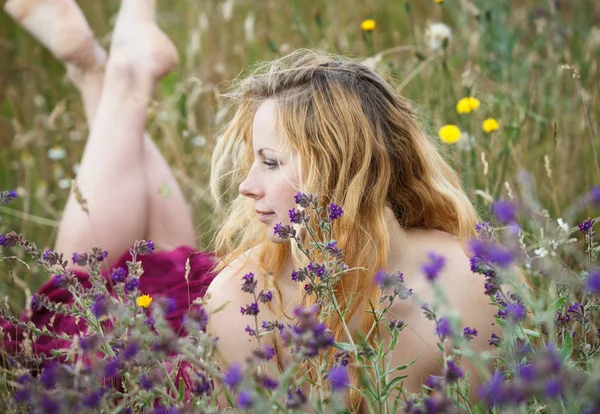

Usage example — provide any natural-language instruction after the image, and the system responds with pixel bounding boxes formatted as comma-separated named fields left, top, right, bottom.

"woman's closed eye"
left=263, top=160, right=279, bottom=170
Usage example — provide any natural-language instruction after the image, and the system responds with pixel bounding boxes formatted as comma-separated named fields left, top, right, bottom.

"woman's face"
left=239, top=99, right=301, bottom=244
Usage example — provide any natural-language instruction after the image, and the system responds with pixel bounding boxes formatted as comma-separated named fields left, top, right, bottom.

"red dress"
left=1, top=246, right=217, bottom=357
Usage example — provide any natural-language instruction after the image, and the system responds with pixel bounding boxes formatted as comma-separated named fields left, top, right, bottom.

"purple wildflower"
left=478, top=371, right=509, bottom=406
left=0, top=190, right=18, bottom=204
left=578, top=217, right=594, bottom=232
left=328, top=365, right=349, bottom=392
left=237, top=390, right=253, bottom=409
left=186, top=306, right=209, bottom=331
left=492, top=199, right=516, bottom=224
left=261, top=376, right=279, bottom=390
left=516, top=364, right=536, bottom=381
left=240, top=302, right=260, bottom=316
left=133, top=239, right=154, bottom=255
left=123, top=341, right=139, bottom=360
left=245, top=325, right=256, bottom=336
left=72, top=252, right=87, bottom=266
left=13, top=388, right=30, bottom=403
left=288, top=207, right=302, bottom=224
left=294, top=192, right=315, bottom=208
left=253, top=344, right=276, bottom=361
left=506, top=303, right=526, bottom=322
left=591, top=186, right=600, bottom=205
left=435, top=317, right=453, bottom=338
left=125, top=278, right=140, bottom=292
left=139, top=375, right=153, bottom=390
left=241, top=272, right=257, bottom=293
left=104, top=358, right=120, bottom=378
left=468, top=238, right=516, bottom=269
left=388, top=319, right=405, bottom=331
left=41, top=395, right=60, bottom=414
left=463, top=326, right=478, bottom=340
left=259, top=290, right=273, bottom=303
left=223, top=363, right=243, bottom=389
left=30, top=294, right=41, bottom=311
left=281, top=305, right=334, bottom=358
left=567, top=302, right=584, bottom=320
left=444, top=360, right=464, bottom=382
left=488, top=333, right=502, bottom=346
left=111, top=267, right=127, bottom=283
left=285, top=387, right=308, bottom=410
left=421, top=252, right=446, bottom=281
left=586, top=269, right=600, bottom=294
left=274, top=223, right=295, bottom=239
left=544, top=378, right=564, bottom=398
left=40, top=363, right=57, bottom=389
left=91, top=295, right=108, bottom=318
left=193, top=374, right=211, bottom=396
left=82, top=388, right=104, bottom=408
left=421, top=303, right=436, bottom=320
left=475, top=221, right=494, bottom=238
left=328, top=202, right=344, bottom=221
left=0, top=234, right=6, bottom=247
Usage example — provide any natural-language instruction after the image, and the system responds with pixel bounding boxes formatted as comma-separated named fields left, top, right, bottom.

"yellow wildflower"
left=137, top=294, right=153, bottom=309
left=434, top=0, right=444, bottom=3
left=456, top=97, right=481, bottom=114
left=361, top=19, right=376, bottom=32
left=482, top=118, right=500, bottom=133
left=438, top=125, right=461, bottom=144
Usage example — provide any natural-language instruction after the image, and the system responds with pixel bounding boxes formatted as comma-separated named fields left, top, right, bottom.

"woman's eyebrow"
left=257, top=147, right=278, bottom=156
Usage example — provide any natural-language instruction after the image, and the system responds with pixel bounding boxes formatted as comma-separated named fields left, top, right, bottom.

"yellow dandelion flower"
left=361, top=19, right=376, bottom=31
left=438, top=124, right=461, bottom=144
left=137, top=294, right=153, bottom=309
left=482, top=118, right=500, bottom=133
left=434, top=0, right=444, bottom=3
left=456, top=97, right=481, bottom=114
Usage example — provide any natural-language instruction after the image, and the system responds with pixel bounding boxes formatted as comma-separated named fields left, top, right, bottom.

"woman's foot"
left=107, top=0, right=179, bottom=84
left=4, top=0, right=107, bottom=74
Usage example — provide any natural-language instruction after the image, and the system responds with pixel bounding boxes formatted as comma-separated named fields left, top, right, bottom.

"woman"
left=3, top=0, right=498, bottom=410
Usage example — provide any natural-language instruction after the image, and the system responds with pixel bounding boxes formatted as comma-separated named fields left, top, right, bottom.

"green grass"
left=1, top=0, right=599, bottom=311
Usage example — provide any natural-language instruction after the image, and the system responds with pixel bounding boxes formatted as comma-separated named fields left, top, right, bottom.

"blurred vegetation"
left=1, top=0, right=599, bottom=310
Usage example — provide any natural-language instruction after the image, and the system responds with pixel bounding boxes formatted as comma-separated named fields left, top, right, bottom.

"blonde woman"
left=5, top=0, right=498, bottom=410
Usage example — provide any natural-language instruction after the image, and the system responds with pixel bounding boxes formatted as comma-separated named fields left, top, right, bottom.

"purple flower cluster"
left=578, top=217, right=595, bottom=233
left=285, top=386, right=308, bottom=410
left=91, top=294, right=108, bottom=318
left=469, top=238, right=517, bottom=269
left=281, top=305, right=334, bottom=358
left=223, top=363, right=243, bottom=389
left=421, top=251, right=446, bottom=281
left=240, top=302, right=259, bottom=316
left=288, top=207, right=308, bottom=224
left=375, top=270, right=413, bottom=303
left=328, top=202, right=344, bottom=221
left=591, top=186, right=600, bottom=205
left=273, top=223, right=296, bottom=240
left=435, top=317, right=453, bottom=339
left=586, top=269, right=600, bottom=294
left=475, top=221, right=494, bottom=239
left=42, top=249, right=61, bottom=266
left=111, top=267, right=127, bottom=283
left=132, top=239, right=155, bottom=255
left=492, top=199, right=517, bottom=224
left=463, top=326, right=478, bottom=340
left=327, top=365, right=349, bottom=392
left=241, top=272, right=257, bottom=293
left=494, top=292, right=526, bottom=322
left=0, top=189, right=18, bottom=205
left=0, top=231, right=19, bottom=248
left=125, top=278, right=140, bottom=292
left=478, top=343, right=582, bottom=407
left=294, top=191, right=317, bottom=208
left=291, top=262, right=332, bottom=283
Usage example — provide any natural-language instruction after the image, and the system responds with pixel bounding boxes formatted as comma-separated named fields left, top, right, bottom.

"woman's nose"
left=239, top=171, right=263, bottom=200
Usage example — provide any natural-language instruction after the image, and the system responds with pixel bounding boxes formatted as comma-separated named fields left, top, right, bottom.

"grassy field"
left=1, top=0, right=599, bottom=310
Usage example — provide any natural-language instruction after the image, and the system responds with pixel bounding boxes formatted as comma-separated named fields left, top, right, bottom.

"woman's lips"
left=258, top=212, right=275, bottom=223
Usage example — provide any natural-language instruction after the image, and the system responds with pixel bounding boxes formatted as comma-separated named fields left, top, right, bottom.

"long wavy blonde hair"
left=209, top=49, right=480, bottom=409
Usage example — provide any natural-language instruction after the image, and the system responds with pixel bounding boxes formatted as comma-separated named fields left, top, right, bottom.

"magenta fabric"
left=1, top=245, right=217, bottom=358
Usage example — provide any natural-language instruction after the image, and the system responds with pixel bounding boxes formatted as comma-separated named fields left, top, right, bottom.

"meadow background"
left=0, top=0, right=599, bottom=312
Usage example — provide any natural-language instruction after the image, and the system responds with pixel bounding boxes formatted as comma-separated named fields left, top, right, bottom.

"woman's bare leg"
left=5, top=0, right=196, bottom=266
